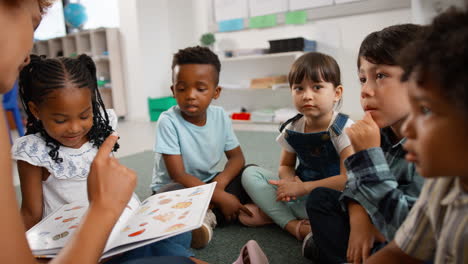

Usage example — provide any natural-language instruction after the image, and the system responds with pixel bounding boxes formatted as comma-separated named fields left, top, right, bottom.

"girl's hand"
left=345, top=112, right=380, bottom=153
left=270, top=177, right=307, bottom=201
left=268, top=178, right=296, bottom=201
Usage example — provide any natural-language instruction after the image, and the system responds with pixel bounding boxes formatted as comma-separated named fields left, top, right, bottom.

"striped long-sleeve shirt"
left=340, top=127, right=425, bottom=240
left=394, top=176, right=467, bottom=264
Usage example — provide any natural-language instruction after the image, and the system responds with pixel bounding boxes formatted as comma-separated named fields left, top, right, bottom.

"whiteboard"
left=215, top=0, right=249, bottom=22
left=249, top=0, right=289, bottom=17
left=289, top=0, right=334, bottom=11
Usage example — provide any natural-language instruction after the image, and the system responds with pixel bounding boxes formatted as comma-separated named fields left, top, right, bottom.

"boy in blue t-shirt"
left=150, top=46, right=252, bottom=249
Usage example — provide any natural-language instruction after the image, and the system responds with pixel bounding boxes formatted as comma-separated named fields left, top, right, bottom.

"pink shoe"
left=239, top=204, right=273, bottom=227
left=233, top=240, right=269, bottom=264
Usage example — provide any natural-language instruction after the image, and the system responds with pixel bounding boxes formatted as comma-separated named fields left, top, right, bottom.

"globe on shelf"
left=63, top=3, right=88, bottom=29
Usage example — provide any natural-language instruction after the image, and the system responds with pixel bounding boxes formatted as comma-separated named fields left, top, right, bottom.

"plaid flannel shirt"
left=340, top=127, right=425, bottom=240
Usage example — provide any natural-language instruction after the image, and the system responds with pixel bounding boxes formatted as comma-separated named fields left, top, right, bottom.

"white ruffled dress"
left=12, top=109, right=117, bottom=217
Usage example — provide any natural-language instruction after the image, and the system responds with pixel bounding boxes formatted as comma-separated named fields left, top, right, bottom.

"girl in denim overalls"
left=240, top=52, right=355, bottom=241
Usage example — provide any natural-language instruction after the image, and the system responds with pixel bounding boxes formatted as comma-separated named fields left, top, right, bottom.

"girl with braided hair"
left=12, top=54, right=209, bottom=263
left=13, top=54, right=119, bottom=229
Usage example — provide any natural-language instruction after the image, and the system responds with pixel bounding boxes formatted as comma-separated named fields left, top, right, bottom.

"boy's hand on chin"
left=346, top=112, right=380, bottom=153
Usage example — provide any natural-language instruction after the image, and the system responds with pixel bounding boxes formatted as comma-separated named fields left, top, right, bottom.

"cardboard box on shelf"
left=250, top=75, right=287, bottom=89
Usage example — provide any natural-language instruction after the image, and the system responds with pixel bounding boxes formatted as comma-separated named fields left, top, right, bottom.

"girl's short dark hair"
left=288, top=52, right=341, bottom=87
left=19, top=54, right=118, bottom=163
left=358, top=24, right=422, bottom=68
left=288, top=52, right=342, bottom=109
left=400, top=7, right=468, bottom=117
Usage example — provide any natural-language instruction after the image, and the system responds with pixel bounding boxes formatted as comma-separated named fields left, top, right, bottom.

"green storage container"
left=148, top=96, right=177, bottom=121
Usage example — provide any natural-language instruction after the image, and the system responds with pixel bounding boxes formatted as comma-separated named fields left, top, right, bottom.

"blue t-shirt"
left=151, top=105, right=240, bottom=191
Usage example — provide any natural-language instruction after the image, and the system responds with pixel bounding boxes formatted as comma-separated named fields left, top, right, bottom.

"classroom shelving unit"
left=212, top=51, right=302, bottom=126
left=31, top=28, right=127, bottom=118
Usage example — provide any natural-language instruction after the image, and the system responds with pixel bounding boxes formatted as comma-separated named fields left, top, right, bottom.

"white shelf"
left=93, top=55, right=110, bottom=61
left=220, top=51, right=303, bottom=62
left=233, top=119, right=278, bottom=124
left=221, top=88, right=289, bottom=92
left=31, top=28, right=127, bottom=117
left=232, top=120, right=279, bottom=132
left=215, top=50, right=296, bottom=128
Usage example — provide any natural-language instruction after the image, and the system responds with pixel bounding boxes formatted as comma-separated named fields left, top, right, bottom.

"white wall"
left=34, top=1, right=66, bottom=40
left=211, top=8, right=412, bottom=119
left=69, top=0, right=120, bottom=29
left=118, top=0, right=200, bottom=121
left=119, top=0, right=412, bottom=121
left=411, top=0, right=466, bottom=24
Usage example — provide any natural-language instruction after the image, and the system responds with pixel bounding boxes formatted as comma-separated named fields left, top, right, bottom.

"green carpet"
left=119, top=131, right=312, bottom=264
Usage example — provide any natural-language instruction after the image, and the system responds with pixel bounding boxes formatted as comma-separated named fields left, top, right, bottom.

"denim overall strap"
left=279, top=113, right=303, bottom=132
left=329, top=113, right=349, bottom=136
left=284, top=113, right=348, bottom=182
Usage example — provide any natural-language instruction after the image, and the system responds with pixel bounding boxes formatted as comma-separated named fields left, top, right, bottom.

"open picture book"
left=26, top=182, right=216, bottom=260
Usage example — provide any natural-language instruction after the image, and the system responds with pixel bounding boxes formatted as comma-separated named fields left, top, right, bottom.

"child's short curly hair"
left=171, top=46, right=221, bottom=85
left=400, top=7, right=468, bottom=117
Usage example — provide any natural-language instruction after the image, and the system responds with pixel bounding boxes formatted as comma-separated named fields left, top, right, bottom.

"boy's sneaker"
left=302, top=232, right=319, bottom=261
left=191, top=209, right=217, bottom=249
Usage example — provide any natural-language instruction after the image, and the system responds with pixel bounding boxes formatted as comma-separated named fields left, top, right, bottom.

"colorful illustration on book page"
left=171, top=199, right=192, bottom=209
left=159, top=198, right=172, bottom=205
left=128, top=229, right=146, bottom=237
left=121, top=225, right=131, bottom=232
left=178, top=211, right=190, bottom=220
left=147, top=209, right=159, bottom=216
left=165, top=223, right=186, bottom=233
left=52, top=231, right=69, bottom=241
left=39, top=232, right=50, bottom=237
left=64, top=206, right=85, bottom=211
left=136, top=206, right=150, bottom=215
left=153, top=212, right=176, bottom=223
left=27, top=202, right=88, bottom=251
left=188, top=187, right=204, bottom=197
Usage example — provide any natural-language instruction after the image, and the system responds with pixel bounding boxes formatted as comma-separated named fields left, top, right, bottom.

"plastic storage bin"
left=268, top=37, right=316, bottom=53
left=148, top=96, right=177, bottom=121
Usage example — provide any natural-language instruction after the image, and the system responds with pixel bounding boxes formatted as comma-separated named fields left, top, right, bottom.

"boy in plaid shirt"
left=302, top=24, right=425, bottom=263
left=369, top=8, right=468, bottom=264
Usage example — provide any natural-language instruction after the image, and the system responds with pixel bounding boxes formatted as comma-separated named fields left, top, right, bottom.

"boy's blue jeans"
left=120, top=256, right=194, bottom=264
left=106, top=232, right=193, bottom=263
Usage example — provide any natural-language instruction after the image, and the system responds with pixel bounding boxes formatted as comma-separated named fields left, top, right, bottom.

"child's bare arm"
left=347, top=200, right=385, bottom=264
left=211, top=146, right=245, bottom=190
left=274, top=146, right=354, bottom=200
left=162, top=154, right=206, bottom=188
left=269, top=149, right=298, bottom=201
left=18, top=160, right=44, bottom=230
left=278, top=149, right=296, bottom=180
left=366, top=241, right=423, bottom=264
